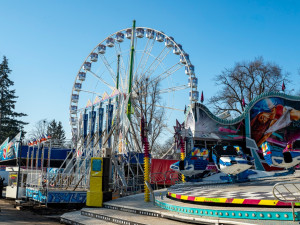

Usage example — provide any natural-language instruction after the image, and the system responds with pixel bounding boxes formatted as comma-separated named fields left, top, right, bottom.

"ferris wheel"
left=69, top=22, right=199, bottom=151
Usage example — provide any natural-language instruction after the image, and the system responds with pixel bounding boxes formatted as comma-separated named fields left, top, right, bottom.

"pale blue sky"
left=1, top=0, right=299, bottom=139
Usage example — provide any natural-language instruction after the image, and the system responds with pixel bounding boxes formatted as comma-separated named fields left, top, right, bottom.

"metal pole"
left=180, top=137, right=185, bottom=182
left=116, top=54, right=120, bottom=107
left=30, top=145, right=34, bottom=187
left=127, top=20, right=136, bottom=121
left=16, top=139, right=22, bottom=200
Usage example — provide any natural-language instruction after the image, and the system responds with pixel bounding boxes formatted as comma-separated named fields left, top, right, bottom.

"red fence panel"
left=150, top=159, right=179, bottom=185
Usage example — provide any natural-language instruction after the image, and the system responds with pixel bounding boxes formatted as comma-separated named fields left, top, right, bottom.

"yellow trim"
left=231, top=199, right=244, bottom=204
left=258, top=200, right=278, bottom=206
left=181, top=195, right=188, bottom=200
left=195, top=197, right=205, bottom=202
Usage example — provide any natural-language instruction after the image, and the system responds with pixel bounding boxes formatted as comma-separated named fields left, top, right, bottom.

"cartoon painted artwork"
left=250, top=98, right=300, bottom=148
left=251, top=97, right=300, bottom=168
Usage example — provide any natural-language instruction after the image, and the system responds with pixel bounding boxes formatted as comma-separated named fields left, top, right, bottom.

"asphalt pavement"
left=0, top=198, right=61, bottom=225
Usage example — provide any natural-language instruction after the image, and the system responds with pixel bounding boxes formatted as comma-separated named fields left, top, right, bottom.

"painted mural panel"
left=186, top=106, right=245, bottom=140
left=250, top=97, right=300, bottom=149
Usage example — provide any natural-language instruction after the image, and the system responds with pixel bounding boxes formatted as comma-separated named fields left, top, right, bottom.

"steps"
left=61, top=210, right=116, bottom=225
left=82, top=207, right=187, bottom=225
left=60, top=190, right=300, bottom=225
left=61, top=207, right=187, bottom=225
left=60, top=202, right=256, bottom=225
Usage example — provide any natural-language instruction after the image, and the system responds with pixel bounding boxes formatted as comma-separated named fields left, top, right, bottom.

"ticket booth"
left=5, top=167, right=27, bottom=199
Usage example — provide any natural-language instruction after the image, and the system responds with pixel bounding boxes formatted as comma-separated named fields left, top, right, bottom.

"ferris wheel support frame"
left=127, top=20, right=136, bottom=121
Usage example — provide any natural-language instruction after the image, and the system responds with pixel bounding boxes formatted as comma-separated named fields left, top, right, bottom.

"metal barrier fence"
left=150, top=170, right=182, bottom=190
left=273, top=181, right=300, bottom=221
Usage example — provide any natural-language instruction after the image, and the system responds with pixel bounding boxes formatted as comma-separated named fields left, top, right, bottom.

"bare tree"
left=208, top=57, right=290, bottom=116
left=27, top=119, right=48, bottom=141
left=129, top=77, right=166, bottom=154
left=152, top=137, right=177, bottom=159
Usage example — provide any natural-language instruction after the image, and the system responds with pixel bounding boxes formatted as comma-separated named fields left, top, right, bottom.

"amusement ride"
left=48, top=21, right=199, bottom=197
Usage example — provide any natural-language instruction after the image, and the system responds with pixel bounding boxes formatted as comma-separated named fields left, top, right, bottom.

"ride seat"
left=213, top=145, right=223, bottom=158
left=226, top=146, right=238, bottom=156
left=283, top=152, right=293, bottom=163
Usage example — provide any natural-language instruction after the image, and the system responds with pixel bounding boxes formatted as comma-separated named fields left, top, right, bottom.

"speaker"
left=102, top=157, right=111, bottom=192
left=103, top=191, right=112, bottom=202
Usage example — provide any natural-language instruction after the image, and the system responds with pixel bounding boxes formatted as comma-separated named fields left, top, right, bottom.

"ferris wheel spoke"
left=142, top=46, right=171, bottom=80
left=134, top=84, right=189, bottom=97
left=114, top=43, right=127, bottom=81
left=156, top=84, right=189, bottom=94
left=153, top=62, right=184, bottom=83
left=134, top=38, right=156, bottom=81
left=79, top=89, right=102, bottom=96
left=133, top=100, right=184, bottom=112
left=99, top=55, right=117, bottom=85
left=114, top=43, right=127, bottom=93
left=87, top=70, right=115, bottom=90
left=115, top=46, right=128, bottom=93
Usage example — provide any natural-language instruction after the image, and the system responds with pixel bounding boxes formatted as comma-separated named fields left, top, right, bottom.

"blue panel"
left=92, top=159, right=102, bottom=171
left=47, top=192, right=86, bottom=203
left=107, top=104, right=114, bottom=148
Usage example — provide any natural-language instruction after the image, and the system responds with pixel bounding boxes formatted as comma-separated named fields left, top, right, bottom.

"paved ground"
left=0, top=198, right=61, bottom=225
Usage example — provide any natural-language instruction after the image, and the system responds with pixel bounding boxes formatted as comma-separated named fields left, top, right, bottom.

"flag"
left=101, top=91, right=109, bottom=101
left=0, top=138, right=9, bottom=160
left=282, top=81, right=286, bottom=92
left=86, top=99, right=92, bottom=108
left=242, top=98, right=246, bottom=107
left=200, top=91, right=204, bottom=103
left=93, top=96, right=101, bottom=105
left=5, top=142, right=14, bottom=159
left=7, top=132, right=22, bottom=159
left=40, top=135, right=47, bottom=142
left=110, top=88, right=120, bottom=98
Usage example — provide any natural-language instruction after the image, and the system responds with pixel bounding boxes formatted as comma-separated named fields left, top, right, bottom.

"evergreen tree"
left=0, top=56, right=27, bottom=143
left=47, top=119, right=66, bottom=144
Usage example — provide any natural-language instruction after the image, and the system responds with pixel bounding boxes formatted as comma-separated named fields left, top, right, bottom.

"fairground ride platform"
left=64, top=188, right=300, bottom=224
left=167, top=171, right=300, bottom=207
